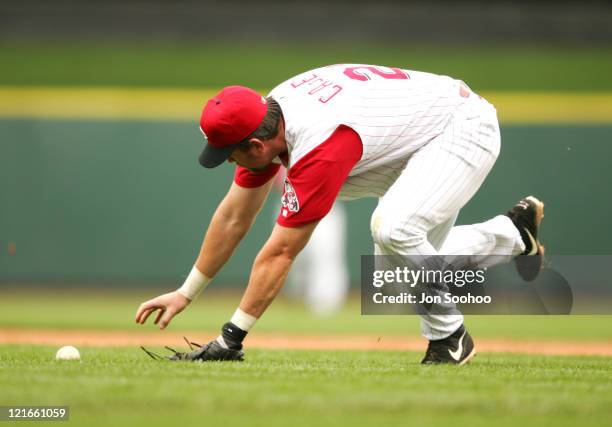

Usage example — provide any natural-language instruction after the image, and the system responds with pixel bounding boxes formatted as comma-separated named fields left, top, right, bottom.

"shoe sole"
left=528, top=195, right=545, bottom=257
left=526, top=195, right=545, bottom=231
left=515, top=196, right=545, bottom=281
left=420, top=348, right=476, bottom=366
left=458, top=348, right=477, bottom=366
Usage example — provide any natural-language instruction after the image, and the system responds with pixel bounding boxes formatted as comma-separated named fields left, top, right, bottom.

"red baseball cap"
left=198, top=86, right=268, bottom=168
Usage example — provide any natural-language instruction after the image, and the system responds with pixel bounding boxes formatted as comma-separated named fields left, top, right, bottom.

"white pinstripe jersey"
left=268, top=64, right=486, bottom=201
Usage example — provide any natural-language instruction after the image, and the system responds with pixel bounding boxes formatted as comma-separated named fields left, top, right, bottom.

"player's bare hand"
left=135, top=291, right=190, bottom=329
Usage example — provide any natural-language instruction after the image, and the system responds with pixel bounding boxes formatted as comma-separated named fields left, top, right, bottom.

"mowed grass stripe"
left=1, top=87, right=612, bottom=123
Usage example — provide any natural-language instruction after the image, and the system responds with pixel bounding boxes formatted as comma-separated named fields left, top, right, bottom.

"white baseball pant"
left=370, top=97, right=526, bottom=340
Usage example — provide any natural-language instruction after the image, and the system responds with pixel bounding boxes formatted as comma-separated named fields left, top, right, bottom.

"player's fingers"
left=138, top=306, right=158, bottom=324
left=153, top=308, right=165, bottom=325
left=158, top=309, right=176, bottom=330
left=135, top=307, right=149, bottom=324
left=135, top=300, right=154, bottom=323
left=135, top=306, right=146, bottom=323
left=135, top=298, right=163, bottom=323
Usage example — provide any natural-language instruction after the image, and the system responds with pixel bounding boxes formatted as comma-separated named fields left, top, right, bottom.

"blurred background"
left=2, top=6, right=611, bottom=426
left=1, top=0, right=611, bottom=291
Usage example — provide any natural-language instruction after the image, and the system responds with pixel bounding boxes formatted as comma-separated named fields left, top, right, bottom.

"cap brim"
left=198, top=142, right=238, bottom=168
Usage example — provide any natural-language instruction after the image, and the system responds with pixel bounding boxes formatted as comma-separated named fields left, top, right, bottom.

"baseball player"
left=135, top=64, right=545, bottom=365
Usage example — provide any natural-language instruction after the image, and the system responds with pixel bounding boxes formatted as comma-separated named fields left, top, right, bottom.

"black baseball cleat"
left=141, top=337, right=244, bottom=362
left=506, top=196, right=545, bottom=281
left=166, top=340, right=244, bottom=362
left=421, top=325, right=476, bottom=365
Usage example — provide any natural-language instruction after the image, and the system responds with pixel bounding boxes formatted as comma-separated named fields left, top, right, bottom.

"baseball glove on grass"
left=141, top=337, right=244, bottom=362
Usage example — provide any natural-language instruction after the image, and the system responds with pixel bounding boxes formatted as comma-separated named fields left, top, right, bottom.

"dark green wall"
left=1, top=119, right=610, bottom=285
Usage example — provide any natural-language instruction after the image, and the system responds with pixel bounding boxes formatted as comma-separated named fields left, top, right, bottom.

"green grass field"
left=1, top=290, right=611, bottom=427
left=1, top=289, right=611, bottom=340
left=1, top=345, right=611, bottom=427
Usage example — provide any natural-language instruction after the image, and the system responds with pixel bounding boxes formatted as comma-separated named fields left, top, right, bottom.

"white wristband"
left=230, top=308, right=258, bottom=332
left=177, top=266, right=212, bottom=301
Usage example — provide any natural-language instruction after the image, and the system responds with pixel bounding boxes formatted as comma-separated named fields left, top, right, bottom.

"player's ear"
left=248, top=138, right=266, bottom=153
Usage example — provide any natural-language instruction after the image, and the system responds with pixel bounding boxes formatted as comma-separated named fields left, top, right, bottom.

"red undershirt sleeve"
left=277, top=125, right=363, bottom=228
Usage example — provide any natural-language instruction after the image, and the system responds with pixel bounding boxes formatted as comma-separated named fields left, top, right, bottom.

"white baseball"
left=55, top=346, right=81, bottom=361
